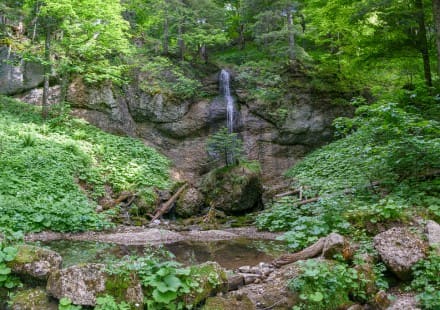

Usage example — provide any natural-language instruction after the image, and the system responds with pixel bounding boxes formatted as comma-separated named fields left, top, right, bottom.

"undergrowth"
left=0, top=96, right=170, bottom=233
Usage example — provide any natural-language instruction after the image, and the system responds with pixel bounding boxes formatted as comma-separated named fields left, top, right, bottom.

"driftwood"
left=272, top=237, right=326, bottom=268
left=274, top=190, right=300, bottom=199
left=150, top=183, right=187, bottom=222
left=295, top=197, right=319, bottom=206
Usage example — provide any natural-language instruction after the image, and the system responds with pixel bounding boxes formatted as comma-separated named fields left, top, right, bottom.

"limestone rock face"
left=200, top=164, right=263, bottom=214
left=426, top=220, right=440, bottom=254
left=9, top=288, right=57, bottom=310
left=0, top=47, right=44, bottom=95
left=9, top=245, right=62, bottom=281
left=373, top=227, right=426, bottom=280
left=46, top=263, right=144, bottom=307
left=175, top=187, right=204, bottom=218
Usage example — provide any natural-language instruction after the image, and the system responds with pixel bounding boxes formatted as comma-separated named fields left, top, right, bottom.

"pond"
left=35, top=238, right=288, bottom=270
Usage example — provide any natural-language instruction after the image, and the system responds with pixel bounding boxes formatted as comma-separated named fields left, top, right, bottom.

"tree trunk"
left=433, top=0, right=440, bottom=75
left=42, top=26, right=51, bottom=119
left=163, top=0, right=169, bottom=55
left=415, top=0, right=432, bottom=86
left=287, top=8, right=295, bottom=61
left=239, top=24, right=245, bottom=50
left=178, top=22, right=185, bottom=61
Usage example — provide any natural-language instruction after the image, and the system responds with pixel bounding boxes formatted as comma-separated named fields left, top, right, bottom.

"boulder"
left=186, top=262, right=228, bottom=305
left=426, top=220, right=440, bottom=253
left=386, top=294, right=420, bottom=310
left=175, top=187, right=205, bottom=218
left=47, top=263, right=143, bottom=307
left=202, top=296, right=254, bottom=310
left=9, top=288, right=57, bottom=310
left=373, top=227, right=426, bottom=280
left=8, top=245, right=62, bottom=281
left=200, top=163, right=263, bottom=214
left=322, top=232, right=346, bottom=259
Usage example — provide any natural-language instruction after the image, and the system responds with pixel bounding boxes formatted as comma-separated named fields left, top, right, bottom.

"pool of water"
left=35, top=238, right=287, bottom=270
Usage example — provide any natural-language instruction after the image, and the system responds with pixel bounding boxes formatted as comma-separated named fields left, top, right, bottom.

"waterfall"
left=220, top=69, right=235, bottom=133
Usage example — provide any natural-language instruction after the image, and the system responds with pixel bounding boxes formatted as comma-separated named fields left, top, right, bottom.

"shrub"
left=410, top=252, right=440, bottom=309
left=206, top=127, right=244, bottom=166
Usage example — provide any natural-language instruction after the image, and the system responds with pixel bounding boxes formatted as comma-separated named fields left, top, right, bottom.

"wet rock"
left=386, top=294, right=420, bottom=310
left=8, top=245, right=62, bottom=281
left=373, top=227, right=426, bottom=280
left=202, top=295, right=254, bottom=310
left=9, top=288, right=57, bottom=310
left=175, top=187, right=204, bottom=218
left=240, top=273, right=261, bottom=285
left=200, top=163, right=263, bottom=214
left=47, top=263, right=143, bottom=307
left=347, top=305, right=365, bottom=310
left=227, top=260, right=302, bottom=309
left=186, top=262, right=228, bottom=305
left=322, top=232, right=346, bottom=259
left=227, top=274, right=244, bottom=291
left=426, top=220, right=440, bottom=253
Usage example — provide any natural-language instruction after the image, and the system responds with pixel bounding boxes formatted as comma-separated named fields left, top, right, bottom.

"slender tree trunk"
left=287, top=8, right=295, bottom=61
left=42, top=26, right=51, bottom=119
left=432, top=0, right=440, bottom=75
left=239, top=24, right=245, bottom=50
left=415, top=0, right=432, bottom=86
left=178, top=22, right=185, bottom=61
left=163, top=0, right=169, bottom=55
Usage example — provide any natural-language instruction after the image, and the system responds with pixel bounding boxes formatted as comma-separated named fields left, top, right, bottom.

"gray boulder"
left=47, top=263, right=143, bottom=307
left=8, top=245, right=62, bottom=281
left=175, top=186, right=204, bottom=218
left=426, top=220, right=440, bottom=254
left=373, top=227, right=426, bottom=280
left=386, top=294, right=420, bottom=310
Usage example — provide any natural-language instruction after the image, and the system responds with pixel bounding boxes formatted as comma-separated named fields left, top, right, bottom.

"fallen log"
left=150, top=183, right=187, bottom=223
left=274, top=190, right=300, bottom=199
left=295, top=197, right=319, bottom=206
left=272, top=237, right=326, bottom=268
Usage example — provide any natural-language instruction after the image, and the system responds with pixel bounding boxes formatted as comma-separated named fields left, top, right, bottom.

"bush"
left=410, top=252, right=440, bottom=309
left=206, top=127, right=244, bottom=166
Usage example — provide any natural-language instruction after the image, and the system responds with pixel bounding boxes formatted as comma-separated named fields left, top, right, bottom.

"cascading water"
left=220, top=69, right=235, bottom=133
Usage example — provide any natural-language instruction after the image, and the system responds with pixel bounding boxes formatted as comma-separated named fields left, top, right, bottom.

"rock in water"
left=373, top=227, right=426, bottom=280
left=200, top=163, right=263, bottom=214
left=8, top=245, right=62, bottom=281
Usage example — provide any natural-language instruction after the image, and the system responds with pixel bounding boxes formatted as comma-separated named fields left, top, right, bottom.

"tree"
left=432, top=0, right=440, bottom=75
left=207, top=127, right=243, bottom=166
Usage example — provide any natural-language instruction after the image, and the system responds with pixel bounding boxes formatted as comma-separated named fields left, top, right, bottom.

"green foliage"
left=58, top=298, right=82, bottom=310
left=206, top=127, right=244, bottom=166
left=95, top=295, right=130, bottom=310
left=256, top=197, right=350, bottom=251
left=0, top=96, right=170, bottom=233
left=290, top=259, right=375, bottom=310
left=140, top=57, right=201, bottom=99
left=107, top=252, right=199, bottom=310
left=0, top=243, right=20, bottom=289
left=410, top=252, right=440, bottom=309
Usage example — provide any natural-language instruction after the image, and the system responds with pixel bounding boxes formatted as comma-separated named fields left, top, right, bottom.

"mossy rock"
left=101, top=273, right=144, bottom=309
left=8, top=245, right=62, bottom=282
left=185, top=262, right=228, bottom=306
left=202, top=296, right=254, bottom=310
left=175, top=187, right=204, bottom=218
left=200, top=162, right=263, bottom=215
left=9, top=288, right=57, bottom=310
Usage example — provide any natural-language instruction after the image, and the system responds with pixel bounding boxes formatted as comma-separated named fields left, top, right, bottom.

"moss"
left=100, top=273, right=143, bottom=309
left=12, top=245, right=42, bottom=264
left=202, top=296, right=254, bottom=310
left=10, top=288, right=57, bottom=309
left=186, top=262, right=227, bottom=306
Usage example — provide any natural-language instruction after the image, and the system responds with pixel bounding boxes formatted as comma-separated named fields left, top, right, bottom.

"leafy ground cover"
left=0, top=96, right=170, bottom=233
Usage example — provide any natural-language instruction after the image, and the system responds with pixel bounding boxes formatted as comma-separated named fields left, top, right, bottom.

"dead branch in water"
left=150, top=183, right=187, bottom=223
